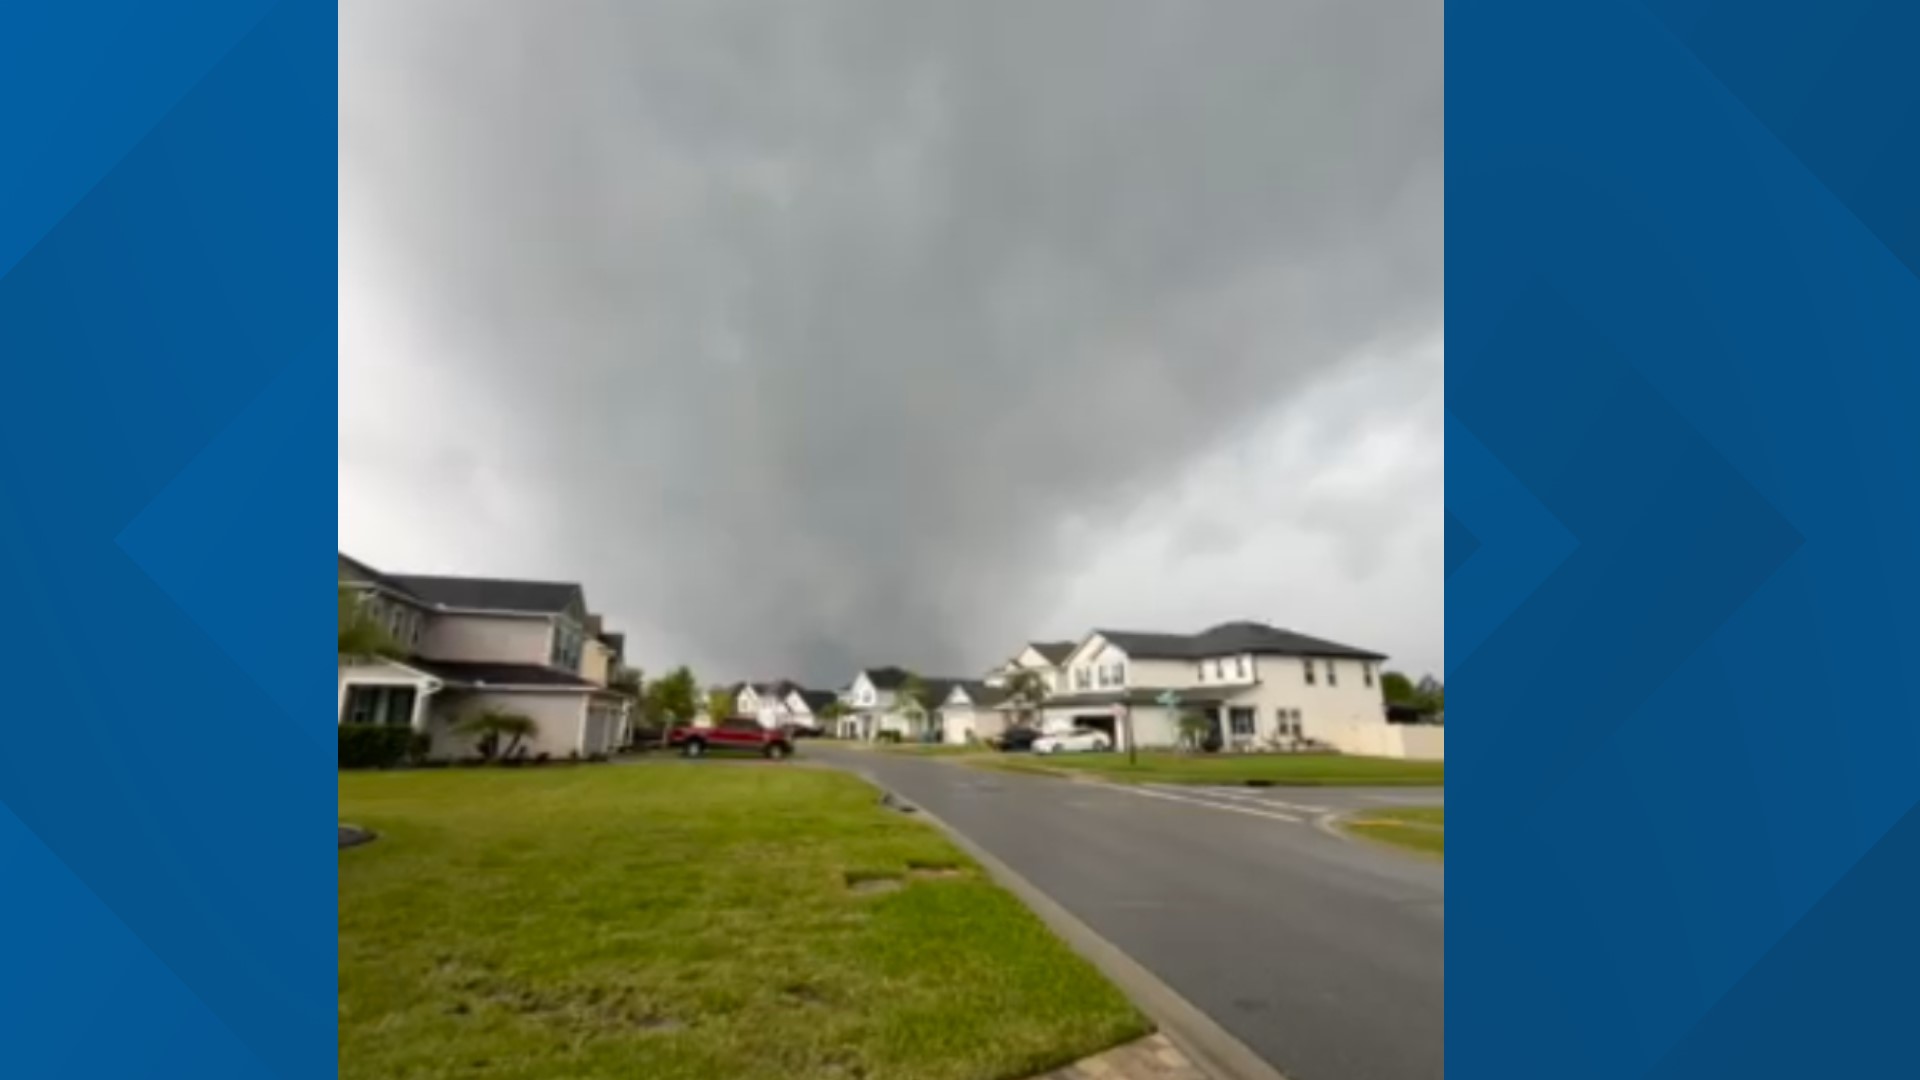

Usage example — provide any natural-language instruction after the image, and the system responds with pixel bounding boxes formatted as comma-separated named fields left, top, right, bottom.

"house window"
left=1113, top=662, right=1126, bottom=686
left=1075, top=667, right=1091, bottom=690
left=1327, top=661, right=1338, bottom=687
left=1196, top=663, right=1206, bottom=683
left=343, top=685, right=417, bottom=727
left=1235, top=656, right=1246, bottom=678
left=1229, top=708, right=1256, bottom=736
left=1303, top=659, right=1316, bottom=685
left=1213, top=659, right=1224, bottom=679
left=1363, top=664, right=1374, bottom=689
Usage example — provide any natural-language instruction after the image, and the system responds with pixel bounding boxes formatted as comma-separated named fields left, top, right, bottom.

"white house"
left=734, top=680, right=798, bottom=730
left=1032, top=621, right=1440, bottom=760
left=838, top=667, right=964, bottom=742
left=938, top=681, right=1014, bottom=745
left=985, top=641, right=1076, bottom=693
left=785, top=687, right=839, bottom=733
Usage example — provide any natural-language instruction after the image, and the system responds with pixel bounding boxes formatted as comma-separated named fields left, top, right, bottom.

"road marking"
left=1151, top=785, right=1330, bottom=815
left=1118, top=784, right=1303, bottom=823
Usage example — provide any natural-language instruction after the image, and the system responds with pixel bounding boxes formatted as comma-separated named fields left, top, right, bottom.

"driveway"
left=810, top=747, right=1443, bottom=1080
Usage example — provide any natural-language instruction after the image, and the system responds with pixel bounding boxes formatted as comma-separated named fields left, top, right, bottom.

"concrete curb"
left=841, top=764, right=1290, bottom=1080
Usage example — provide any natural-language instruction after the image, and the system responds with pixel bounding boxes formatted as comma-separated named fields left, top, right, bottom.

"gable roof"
left=1085, top=621, right=1386, bottom=662
left=1092, top=630, right=1199, bottom=659
left=389, top=574, right=583, bottom=615
left=1029, top=641, right=1077, bottom=666
left=948, top=680, right=1011, bottom=708
left=796, top=688, right=839, bottom=712
left=1190, top=621, right=1386, bottom=660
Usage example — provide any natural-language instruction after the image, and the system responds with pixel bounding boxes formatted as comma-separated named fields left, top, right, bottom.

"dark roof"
left=1091, top=630, right=1200, bottom=660
left=1090, top=621, right=1385, bottom=661
left=598, top=631, right=625, bottom=654
left=1030, top=641, right=1077, bottom=665
left=1191, top=621, right=1386, bottom=660
left=948, top=680, right=1010, bottom=707
left=390, top=574, right=583, bottom=615
left=917, top=678, right=959, bottom=708
left=408, top=659, right=598, bottom=690
left=862, top=666, right=914, bottom=690
left=338, top=552, right=424, bottom=601
left=798, top=689, right=839, bottom=711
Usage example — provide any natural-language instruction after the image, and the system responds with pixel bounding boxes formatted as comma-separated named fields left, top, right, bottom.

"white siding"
left=424, top=690, right=590, bottom=760
left=420, top=613, right=552, bottom=666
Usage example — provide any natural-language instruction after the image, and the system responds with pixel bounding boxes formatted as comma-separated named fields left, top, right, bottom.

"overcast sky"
left=339, top=0, right=1444, bottom=687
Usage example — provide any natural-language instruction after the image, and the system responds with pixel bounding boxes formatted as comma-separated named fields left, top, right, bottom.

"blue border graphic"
left=1452, top=0, right=1920, bottom=1076
left=1, top=2, right=336, bottom=1076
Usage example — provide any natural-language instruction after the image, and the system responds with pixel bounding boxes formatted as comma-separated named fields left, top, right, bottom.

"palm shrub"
left=455, top=708, right=539, bottom=762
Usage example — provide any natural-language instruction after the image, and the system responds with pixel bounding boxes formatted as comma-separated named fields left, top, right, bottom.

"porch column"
left=411, top=682, right=440, bottom=732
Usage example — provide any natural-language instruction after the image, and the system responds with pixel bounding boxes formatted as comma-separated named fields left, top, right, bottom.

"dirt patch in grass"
left=844, top=870, right=905, bottom=895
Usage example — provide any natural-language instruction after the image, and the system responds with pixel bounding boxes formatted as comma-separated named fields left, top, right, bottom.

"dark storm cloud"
left=339, top=0, right=1444, bottom=684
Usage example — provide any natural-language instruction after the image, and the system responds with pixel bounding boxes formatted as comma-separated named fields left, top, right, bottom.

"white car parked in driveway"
left=1033, top=727, right=1112, bottom=754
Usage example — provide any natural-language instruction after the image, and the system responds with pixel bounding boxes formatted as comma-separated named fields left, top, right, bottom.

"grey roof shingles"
left=1094, top=621, right=1385, bottom=661
left=389, top=574, right=583, bottom=614
left=1030, top=641, right=1077, bottom=666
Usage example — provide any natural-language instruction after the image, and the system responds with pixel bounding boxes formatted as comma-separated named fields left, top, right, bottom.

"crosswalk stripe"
left=1115, top=784, right=1303, bottom=823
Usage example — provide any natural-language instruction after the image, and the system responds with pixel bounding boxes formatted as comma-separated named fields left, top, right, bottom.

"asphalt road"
left=809, top=747, right=1443, bottom=1080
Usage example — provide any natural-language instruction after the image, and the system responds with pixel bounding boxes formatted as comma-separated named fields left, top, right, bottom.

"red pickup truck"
left=668, top=718, right=794, bottom=760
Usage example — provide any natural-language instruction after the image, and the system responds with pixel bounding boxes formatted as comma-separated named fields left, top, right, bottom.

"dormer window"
left=1303, top=659, right=1316, bottom=685
left=1235, top=656, right=1246, bottom=678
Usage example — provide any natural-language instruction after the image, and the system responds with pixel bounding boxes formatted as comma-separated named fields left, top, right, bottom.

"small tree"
left=894, top=673, right=928, bottom=741
left=1002, top=670, right=1047, bottom=731
left=337, top=588, right=402, bottom=661
left=645, top=666, right=700, bottom=735
left=457, top=708, right=539, bottom=761
left=819, top=699, right=849, bottom=736
left=1176, top=710, right=1213, bottom=752
left=1381, top=670, right=1417, bottom=704
left=707, top=686, right=738, bottom=724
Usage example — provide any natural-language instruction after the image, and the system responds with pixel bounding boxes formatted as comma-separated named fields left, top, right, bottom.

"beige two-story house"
left=336, top=553, right=632, bottom=760
left=1032, top=621, right=1439, bottom=760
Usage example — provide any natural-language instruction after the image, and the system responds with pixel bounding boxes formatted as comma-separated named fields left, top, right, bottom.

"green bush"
left=339, top=724, right=415, bottom=769
left=407, top=731, right=433, bottom=765
left=877, top=730, right=903, bottom=744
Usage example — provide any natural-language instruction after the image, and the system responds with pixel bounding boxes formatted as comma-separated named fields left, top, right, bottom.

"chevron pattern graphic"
left=0, top=2, right=334, bottom=1076
left=1453, top=0, right=1920, bottom=1076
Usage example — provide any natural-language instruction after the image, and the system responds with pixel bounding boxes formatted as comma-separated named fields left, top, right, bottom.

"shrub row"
left=338, top=725, right=430, bottom=769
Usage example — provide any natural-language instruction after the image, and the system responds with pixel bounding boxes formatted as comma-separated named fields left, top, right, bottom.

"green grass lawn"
left=340, top=763, right=1146, bottom=1080
left=969, top=751, right=1444, bottom=787
left=1341, top=806, right=1446, bottom=857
